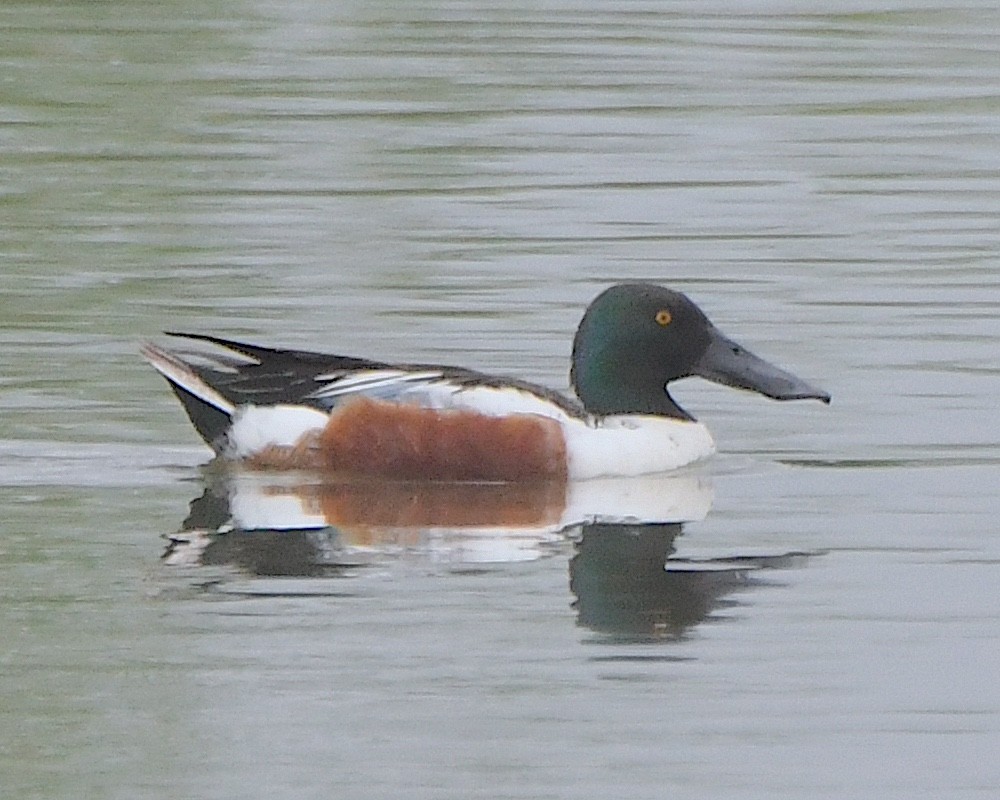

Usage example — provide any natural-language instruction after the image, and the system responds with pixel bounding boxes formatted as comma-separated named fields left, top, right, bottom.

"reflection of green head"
left=570, top=284, right=712, bottom=419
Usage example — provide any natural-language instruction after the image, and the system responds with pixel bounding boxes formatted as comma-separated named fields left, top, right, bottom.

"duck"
left=142, top=283, right=829, bottom=482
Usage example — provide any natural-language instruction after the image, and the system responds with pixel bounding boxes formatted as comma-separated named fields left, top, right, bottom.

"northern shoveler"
left=142, top=283, right=829, bottom=481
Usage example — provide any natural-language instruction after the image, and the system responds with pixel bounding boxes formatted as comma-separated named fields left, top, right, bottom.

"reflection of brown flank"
left=293, top=480, right=567, bottom=532
left=248, top=396, right=569, bottom=482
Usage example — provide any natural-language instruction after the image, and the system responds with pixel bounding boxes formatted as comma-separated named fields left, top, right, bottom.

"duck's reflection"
left=164, top=470, right=813, bottom=639
left=165, top=475, right=579, bottom=571
left=571, top=522, right=810, bottom=642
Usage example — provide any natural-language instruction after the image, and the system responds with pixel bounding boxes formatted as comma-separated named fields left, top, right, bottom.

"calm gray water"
left=2, top=2, right=999, bottom=798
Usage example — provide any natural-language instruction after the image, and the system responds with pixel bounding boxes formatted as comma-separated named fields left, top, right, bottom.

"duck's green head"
left=570, top=283, right=830, bottom=419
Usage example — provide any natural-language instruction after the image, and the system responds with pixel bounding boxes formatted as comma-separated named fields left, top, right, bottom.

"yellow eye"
left=655, top=309, right=672, bottom=326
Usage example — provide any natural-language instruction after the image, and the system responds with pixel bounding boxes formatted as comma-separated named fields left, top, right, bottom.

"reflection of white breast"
left=564, top=416, right=716, bottom=480
left=561, top=472, right=714, bottom=527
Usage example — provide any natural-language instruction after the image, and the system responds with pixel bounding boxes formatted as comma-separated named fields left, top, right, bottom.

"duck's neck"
left=570, top=358, right=693, bottom=421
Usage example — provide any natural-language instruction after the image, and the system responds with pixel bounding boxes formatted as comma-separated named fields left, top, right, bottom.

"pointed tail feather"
left=141, top=342, right=236, bottom=451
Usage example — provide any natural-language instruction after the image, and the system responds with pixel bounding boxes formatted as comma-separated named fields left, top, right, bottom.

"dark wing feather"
left=164, top=332, right=392, bottom=408
left=158, top=332, right=585, bottom=417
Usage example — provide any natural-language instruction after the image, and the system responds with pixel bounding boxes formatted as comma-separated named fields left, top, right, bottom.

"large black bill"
left=694, top=327, right=830, bottom=403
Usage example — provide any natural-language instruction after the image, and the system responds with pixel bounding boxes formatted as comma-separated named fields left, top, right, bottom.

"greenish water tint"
left=3, top=2, right=999, bottom=798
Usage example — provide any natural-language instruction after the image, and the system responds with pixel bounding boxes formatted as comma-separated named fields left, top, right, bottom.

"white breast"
left=563, top=415, right=716, bottom=480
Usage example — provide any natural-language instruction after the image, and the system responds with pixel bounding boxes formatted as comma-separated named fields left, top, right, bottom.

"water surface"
left=2, top=2, right=999, bottom=798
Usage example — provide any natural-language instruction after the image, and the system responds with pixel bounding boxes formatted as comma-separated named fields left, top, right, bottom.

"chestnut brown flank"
left=320, top=397, right=568, bottom=481
left=246, top=397, right=569, bottom=481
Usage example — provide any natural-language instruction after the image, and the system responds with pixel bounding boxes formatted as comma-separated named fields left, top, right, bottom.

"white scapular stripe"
left=310, top=370, right=445, bottom=399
